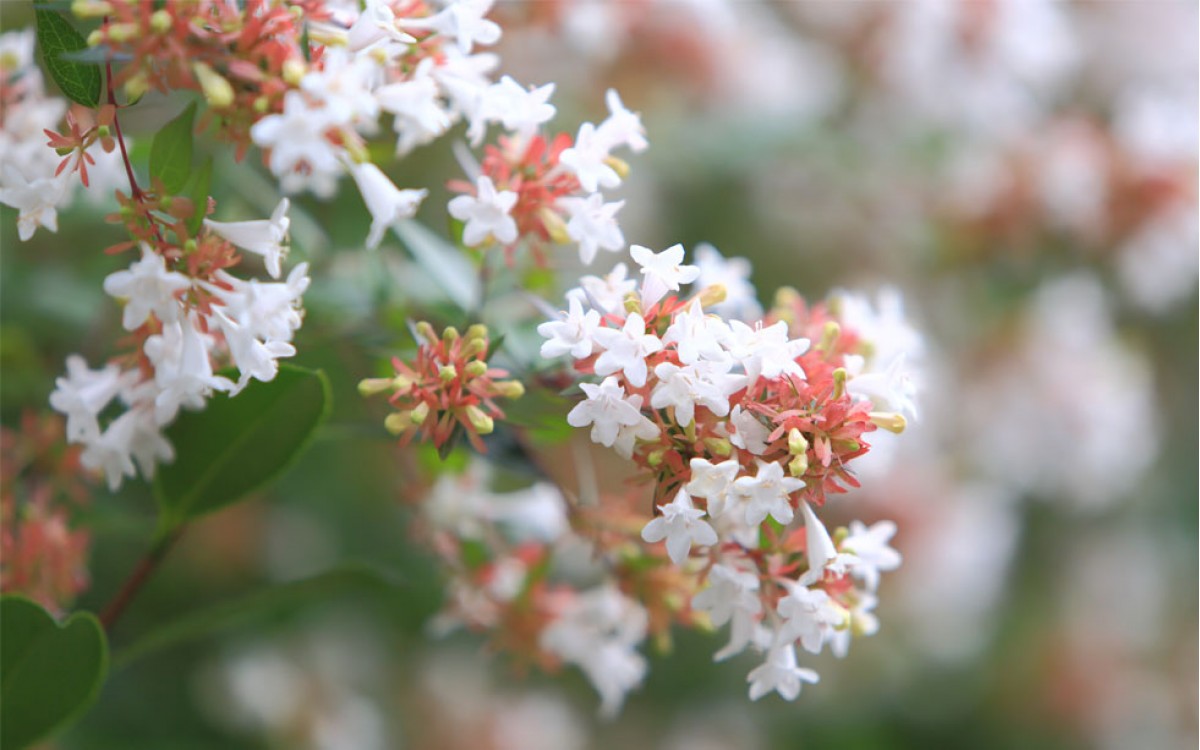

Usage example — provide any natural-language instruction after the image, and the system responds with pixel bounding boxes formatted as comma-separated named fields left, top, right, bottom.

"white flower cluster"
left=0, top=30, right=123, bottom=241
left=50, top=202, right=308, bottom=491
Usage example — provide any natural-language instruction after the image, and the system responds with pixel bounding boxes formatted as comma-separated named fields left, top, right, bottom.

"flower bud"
left=442, top=326, right=459, bottom=344
left=817, top=321, right=840, bottom=353
left=788, top=428, right=808, bottom=455
left=193, top=62, right=235, bottom=109
left=703, top=437, right=732, bottom=457
left=254, top=96, right=270, bottom=114
left=384, top=412, right=410, bottom=435
left=465, top=323, right=488, bottom=342
left=463, top=405, right=494, bottom=435
left=604, top=155, right=630, bottom=179
left=149, top=8, right=172, bottom=33
left=415, top=321, right=438, bottom=345
left=460, top=338, right=487, bottom=359
left=410, top=402, right=431, bottom=425
left=282, top=58, right=307, bottom=87
left=646, top=450, right=664, bottom=468
left=107, top=23, right=138, bottom=43
left=358, top=377, right=394, bottom=397
left=72, top=0, right=113, bottom=19
left=86, top=30, right=104, bottom=47
left=464, top=360, right=488, bottom=378
left=831, top=367, right=847, bottom=400
left=696, top=284, right=726, bottom=309
left=493, top=380, right=525, bottom=399
left=124, top=72, right=150, bottom=103
left=438, top=365, right=458, bottom=383
left=788, top=454, right=808, bottom=478
left=539, top=207, right=571, bottom=245
left=869, top=411, right=906, bottom=434
left=623, top=292, right=642, bottom=316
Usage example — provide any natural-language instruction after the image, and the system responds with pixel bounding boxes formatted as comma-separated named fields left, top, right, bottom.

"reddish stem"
left=99, top=527, right=184, bottom=632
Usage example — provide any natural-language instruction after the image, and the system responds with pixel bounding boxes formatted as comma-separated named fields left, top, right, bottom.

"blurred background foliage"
left=2, top=1, right=1196, bottom=749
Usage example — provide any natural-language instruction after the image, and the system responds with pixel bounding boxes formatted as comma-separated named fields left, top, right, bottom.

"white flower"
left=49, top=356, right=136, bottom=442
left=640, top=488, right=718, bottom=565
left=841, top=520, right=902, bottom=591
left=727, top=404, right=770, bottom=456
left=828, top=592, right=879, bottom=659
left=692, top=561, right=761, bottom=628
left=566, top=262, right=636, bottom=313
left=210, top=308, right=297, bottom=393
left=540, top=585, right=647, bottom=718
left=799, top=501, right=838, bottom=582
left=144, top=318, right=234, bottom=424
left=776, top=582, right=848, bottom=655
left=299, top=50, right=382, bottom=131
left=208, top=263, right=310, bottom=344
left=591, top=312, right=664, bottom=387
left=732, top=459, right=804, bottom=526
left=685, top=457, right=741, bottom=517
left=538, top=295, right=601, bottom=359
left=348, top=162, right=427, bottom=249
left=79, top=409, right=138, bottom=491
left=204, top=198, right=291, bottom=278
left=595, top=89, right=648, bottom=153
left=567, top=376, right=655, bottom=448
left=723, top=320, right=808, bottom=383
left=845, top=352, right=918, bottom=420
left=558, top=193, right=625, bottom=264
left=448, top=175, right=519, bottom=246
left=650, top=360, right=744, bottom=428
left=124, top=406, right=174, bottom=479
left=630, top=244, right=700, bottom=308
left=693, top=243, right=763, bottom=322
left=472, top=76, right=556, bottom=142
left=746, top=644, right=819, bottom=701
left=346, top=0, right=416, bottom=52
left=102, top=245, right=191, bottom=330
left=559, top=122, right=620, bottom=194
left=401, top=0, right=501, bottom=55
left=611, top=418, right=659, bottom=459
left=663, top=300, right=733, bottom=365
left=250, top=91, right=345, bottom=198
left=375, top=61, right=453, bottom=155
left=0, top=166, right=69, bottom=241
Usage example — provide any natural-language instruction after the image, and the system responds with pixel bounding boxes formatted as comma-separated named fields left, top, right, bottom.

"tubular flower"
left=360, top=323, right=523, bottom=452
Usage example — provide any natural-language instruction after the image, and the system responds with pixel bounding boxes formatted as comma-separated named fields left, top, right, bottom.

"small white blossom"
left=144, top=318, right=234, bottom=424
left=595, top=89, right=648, bottom=153
left=559, top=122, right=620, bottom=194
left=448, top=175, right=519, bottom=246
left=845, top=352, right=918, bottom=420
left=299, top=50, right=382, bottom=132
left=566, top=262, right=636, bottom=313
left=210, top=308, right=297, bottom=393
left=746, top=644, right=819, bottom=701
left=472, top=76, right=556, bottom=142
left=650, top=360, right=744, bottom=428
left=401, top=0, right=501, bottom=55
left=102, top=246, right=191, bottom=330
left=206, top=263, right=309, bottom=344
left=79, top=409, right=139, bottom=491
left=611, top=418, right=660, bottom=460
left=346, top=0, right=416, bottom=52
left=348, top=162, right=427, bottom=249
left=640, top=489, right=718, bottom=565
left=250, top=91, right=345, bottom=198
left=777, top=582, right=848, bottom=655
left=375, top=60, right=453, bottom=155
left=841, top=520, right=902, bottom=591
left=49, top=356, right=136, bottom=442
left=685, top=457, right=741, bottom=517
left=630, top=244, right=701, bottom=308
left=558, top=193, right=625, bottom=264
left=0, top=166, right=69, bottom=241
left=723, top=320, right=809, bottom=384
left=538, top=295, right=601, bottom=360
left=694, top=243, right=763, bottom=322
left=567, top=376, right=656, bottom=448
left=692, top=562, right=762, bottom=629
left=727, top=404, right=770, bottom=456
left=799, top=501, right=839, bottom=582
left=204, top=198, right=291, bottom=278
left=591, top=312, right=664, bottom=387
left=828, top=592, right=879, bottom=659
left=663, top=300, right=733, bottom=365
left=732, top=459, right=804, bottom=527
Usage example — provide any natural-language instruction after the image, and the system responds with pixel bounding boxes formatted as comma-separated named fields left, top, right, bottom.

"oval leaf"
left=34, top=9, right=101, bottom=107
left=0, top=596, right=108, bottom=750
left=153, top=364, right=331, bottom=527
left=149, top=101, right=197, bottom=196
left=185, top=156, right=213, bottom=235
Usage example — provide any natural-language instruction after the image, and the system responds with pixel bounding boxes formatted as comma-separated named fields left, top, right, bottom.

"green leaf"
left=0, top=597, right=108, bottom=750
left=149, top=101, right=197, bottom=196
left=153, top=365, right=332, bottom=529
left=34, top=9, right=102, bottom=107
left=185, top=156, right=213, bottom=235
left=113, top=564, right=400, bottom=669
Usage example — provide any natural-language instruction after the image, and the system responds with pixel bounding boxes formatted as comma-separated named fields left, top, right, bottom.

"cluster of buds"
left=448, top=88, right=647, bottom=265
left=0, top=413, right=94, bottom=614
left=536, top=242, right=917, bottom=701
left=360, top=322, right=524, bottom=452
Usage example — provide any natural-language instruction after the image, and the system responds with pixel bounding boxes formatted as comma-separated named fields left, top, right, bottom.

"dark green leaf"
left=153, top=365, right=332, bottom=528
left=34, top=9, right=102, bottom=107
left=113, top=564, right=401, bottom=669
left=0, top=597, right=108, bottom=750
left=149, top=101, right=197, bottom=196
left=185, top=157, right=213, bottom=235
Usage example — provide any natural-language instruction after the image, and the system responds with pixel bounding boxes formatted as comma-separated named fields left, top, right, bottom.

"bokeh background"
left=2, top=1, right=1197, bottom=748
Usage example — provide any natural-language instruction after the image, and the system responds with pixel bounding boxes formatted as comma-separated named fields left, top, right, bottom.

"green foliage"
left=0, top=596, right=108, bottom=750
left=149, top=102, right=197, bottom=196
left=393, top=219, right=480, bottom=312
left=186, top=156, right=214, bottom=235
left=34, top=9, right=101, bottom=107
left=153, top=365, right=332, bottom=530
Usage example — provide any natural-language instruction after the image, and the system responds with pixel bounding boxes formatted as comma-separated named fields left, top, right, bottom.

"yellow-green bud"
left=193, top=62, right=235, bottom=109
left=832, top=367, right=847, bottom=400
left=703, top=437, right=732, bottom=457
left=539, top=207, right=571, bottom=245
left=646, top=450, right=664, bottom=468
left=869, top=411, right=906, bottom=434
left=818, top=321, right=841, bottom=353
left=460, top=338, right=487, bottom=359
left=463, top=405, right=494, bottom=435
left=410, top=402, right=431, bottom=424
left=696, top=284, right=727, bottom=309
left=605, top=155, right=630, bottom=179
left=788, top=454, right=808, bottom=478
left=357, top=377, right=394, bottom=397
left=464, top=360, right=488, bottom=378
left=253, top=96, right=270, bottom=114
left=438, top=365, right=458, bottom=383
left=149, top=8, right=172, bottom=33
left=493, top=380, right=525, bottom=399
left=183, top=239, right=198, bottom=254
left=442, top=326, right=459, bottom=344
left=415, top=321, right=438, bottom=345
left=788, top=428, right=808, bottom=455
left=107, top=23, right=137, bottom=43
left=384, top=412, right=410, bottom=435
left=73, top=0, right=114, bottom=20
left=832, top=526, right=850, bottom=546
left=623, top=292, right=642, bottom=316
left=465, top=323, right=488, bottom=342
left=124, top=72, right=150, bottom=103
left=87, top=30, right=104, bottom=47
left=392, top=375, right=413, bottom=394
left=282, top=58, right=306, bottom=87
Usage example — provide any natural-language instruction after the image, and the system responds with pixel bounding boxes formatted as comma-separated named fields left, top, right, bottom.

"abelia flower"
left=558, top=193, right=625, bottom=264
left=732, top=459, right=804, bottom=526
left=693, top=243, right=763, bottom=322
left=102, top=245, right=191, bottom=330
left=591, top=312, right=663, bottom=387
left=49, top=356, right=136, bottom=443
left=448, top=175, right=519, bottom=246
left=538, top=295, right=601, bottom=360
left=692, top=562, right=762, bottom=628
left=250, top=91, right=346, bottom=199
left=566, top=377, right=653, bottom=448
left=776, top=582, right=848, bottom=655
left=347, top=162, right=427, bottom=249
left=0, top=166, right=69, bottom=241
left=685, top=457, right=741, bottom=515
left=595, top=89, right=648, bottom=154
left=640, top=489, right=718, bottom=565
left=559, top=122, right=621, bottom=194
left=650, top=360, right=743, bottom=428
left=746, top=644, right=819, bottom=701
left=840, top=520, right=902, bottom=591
left=203, top=198, right=291, bottom=278
left=402, top=0, right=502, bottom=55
left=630, top=243, right=700, bottom=308
left=567, top=262, right=637, bottom=313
